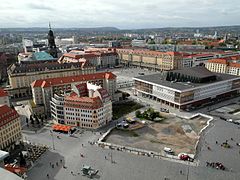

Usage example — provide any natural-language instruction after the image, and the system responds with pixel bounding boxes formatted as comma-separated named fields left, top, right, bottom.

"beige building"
left=58, top=48, right=119, bottom=69
left=117, top=49, right=183, bottom=70
left=206, top=58, right=240, bottom=76
left=31, top=72, right=117, bottom=115
left=7, top=61, right=95, bottom=98
left=51, top=83, right=112, bottom=129
left=0, top=105, right=22, bottom=150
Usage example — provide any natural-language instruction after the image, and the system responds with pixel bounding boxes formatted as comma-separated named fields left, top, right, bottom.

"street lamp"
left=50, top=130, right=55, bottom=150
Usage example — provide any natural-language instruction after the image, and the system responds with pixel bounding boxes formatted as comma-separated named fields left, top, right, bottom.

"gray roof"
left=134, top=72, right=239, bottom=91
left=9, top=61, right=91, bottom=74
left=0, top=150, right=9, bottom=160
left=172, top=66, right=215, bottom=79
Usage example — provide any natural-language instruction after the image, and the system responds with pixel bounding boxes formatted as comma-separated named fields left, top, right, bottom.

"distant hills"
left=0, top=25, right=240, bottom=34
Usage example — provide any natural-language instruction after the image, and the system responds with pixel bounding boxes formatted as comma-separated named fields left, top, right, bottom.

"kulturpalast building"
left=133, top=66, right=240, bottom=110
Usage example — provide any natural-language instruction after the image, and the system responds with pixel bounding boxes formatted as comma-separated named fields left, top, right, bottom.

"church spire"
left=47, top=23, right=57, bottom=58
left=49, top=22, right=51, bottom=30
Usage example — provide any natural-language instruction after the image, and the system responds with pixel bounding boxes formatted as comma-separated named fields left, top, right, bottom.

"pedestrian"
left=105, top=156, right=107, bottom=160
left=216, top=141, right=218, bottom=144
left=56, top=162, right=58, bottom=166
left=60, top=159, right=63, bottom=163
left=47, top=174, right=49, bottom=179
left=52, top=164, right=54, bottom=168
left=82, top=144, right=83, bottom=147
left=231, top=138, right=233, bottom=141
left=180, top=170, right=183, bottom=174
left=71, top=171, right=73, bottom=175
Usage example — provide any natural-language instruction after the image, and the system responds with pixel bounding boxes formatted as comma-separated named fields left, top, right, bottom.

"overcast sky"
left=0, top=0, right=239, bottom=29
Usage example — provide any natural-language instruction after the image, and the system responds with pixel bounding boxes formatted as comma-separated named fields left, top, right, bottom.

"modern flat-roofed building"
left=133, top=66, right=240, bottom=110
left=0, top=105, right=22, bottom=150
left=50, top=83, right=112, bottom=129
left=31, top=72, right=116, bottom=115
left=117, top=49, right=183, bottom=70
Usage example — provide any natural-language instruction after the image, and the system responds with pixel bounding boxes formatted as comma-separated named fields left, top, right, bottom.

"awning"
left=52, top=124, right=72, bottom=132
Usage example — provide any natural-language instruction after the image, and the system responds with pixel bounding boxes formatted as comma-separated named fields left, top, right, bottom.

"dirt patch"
left=105, top=114, right=209, bottom=155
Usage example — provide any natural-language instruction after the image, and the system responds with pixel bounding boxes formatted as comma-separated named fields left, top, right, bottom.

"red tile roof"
left=0, top=105, right=19, bottom=128
left=207, top=58, right=229, bottom=64
left=31, top=72, right=116, bottom=88
left=116, top=49, right=183, bottom=57
left=229, top=63, right=240, bottom=68
left=0, top=88, right=8, bottom=97
left=65, top=93, right=103, bottom=109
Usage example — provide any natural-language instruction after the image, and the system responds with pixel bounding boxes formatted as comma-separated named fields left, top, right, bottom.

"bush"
left=135, top=110, right=142, bottom=118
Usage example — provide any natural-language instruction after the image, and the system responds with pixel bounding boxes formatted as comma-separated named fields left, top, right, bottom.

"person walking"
left=47, top=174, right=49, bottom=179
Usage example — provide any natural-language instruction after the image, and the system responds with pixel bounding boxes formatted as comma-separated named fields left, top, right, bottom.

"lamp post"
left=50, top=130, right=55, bottom=150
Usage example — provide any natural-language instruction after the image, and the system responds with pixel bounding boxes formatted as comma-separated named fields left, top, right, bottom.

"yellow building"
left=0, top=105, right=22, bottom=150
left=117, top=49, right=183, bottom=70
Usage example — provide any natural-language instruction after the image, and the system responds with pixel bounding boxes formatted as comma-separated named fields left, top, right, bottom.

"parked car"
left=179, top=153, right=194, bottom=162
left=164, top=147, right=174, bottom=154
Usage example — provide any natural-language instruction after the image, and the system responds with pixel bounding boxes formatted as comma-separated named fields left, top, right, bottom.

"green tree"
left=135, top=110, right=141, bottom=118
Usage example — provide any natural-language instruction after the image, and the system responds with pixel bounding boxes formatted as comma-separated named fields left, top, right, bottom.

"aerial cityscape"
left=1, top=0, right=240, bottom=180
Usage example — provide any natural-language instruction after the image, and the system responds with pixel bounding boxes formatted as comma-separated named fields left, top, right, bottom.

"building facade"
left=7, top=61, right=95, bottom=98
left=133, top=67, right=240, bottom=110
left=58, top=48, right=119, bottom=69
left=182, top=52, right=240, bottom=68
left=50, top=83, right=112, bottom=129
left=0, top=105, right=22, bottom=150
left=31, top=72, right=116, bottom=115
left=206, top=58, right=240, bottom=76
left=0, top=88, right=10, bottom=107
left=117, top=49, right=183, bottom=70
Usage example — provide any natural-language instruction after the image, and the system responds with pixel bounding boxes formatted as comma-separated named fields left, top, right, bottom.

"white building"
left=50, top=83, right=112, bottom=129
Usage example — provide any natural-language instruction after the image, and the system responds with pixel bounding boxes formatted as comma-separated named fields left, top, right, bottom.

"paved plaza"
left=24, top=118, right=240, bottom=180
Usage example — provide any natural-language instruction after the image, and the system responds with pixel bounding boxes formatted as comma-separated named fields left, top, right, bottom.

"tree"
left=135, top=110, right=141, bottom=118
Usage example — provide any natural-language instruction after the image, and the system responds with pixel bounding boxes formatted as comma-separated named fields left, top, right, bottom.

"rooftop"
left=31, top=72, right=116, bottom=88
left=9, top=61, right=92, bottom=74
left=0, top=105, right=19, bottom=127
left=0, top=88, right=8, bottom=97
left=134, top=67, right=239, bottom=91
left=32, top=52, right=55, bottom=61
left=117, top=48, right=183, bottom=56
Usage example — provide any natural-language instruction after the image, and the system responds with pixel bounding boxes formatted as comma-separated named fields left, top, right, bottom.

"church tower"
left=47, top=23, right=58, bottom=58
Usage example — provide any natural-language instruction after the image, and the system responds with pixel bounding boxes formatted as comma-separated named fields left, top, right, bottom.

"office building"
left=51, top=83, right=112, bottom=129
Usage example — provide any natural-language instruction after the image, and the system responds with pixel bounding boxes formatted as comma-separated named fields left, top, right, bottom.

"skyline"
left=0, top=0, right=240, bottom=29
